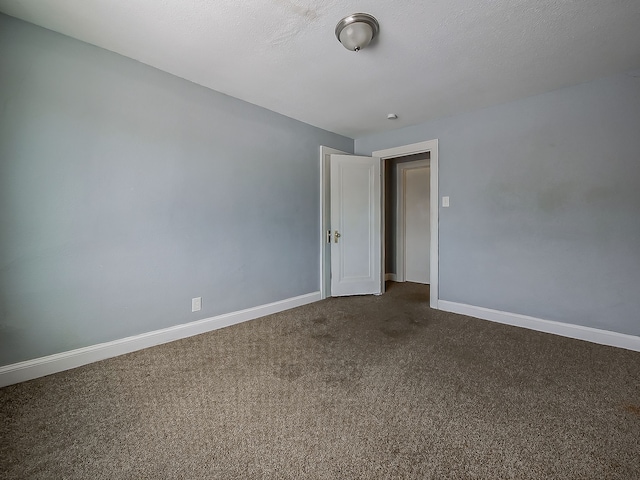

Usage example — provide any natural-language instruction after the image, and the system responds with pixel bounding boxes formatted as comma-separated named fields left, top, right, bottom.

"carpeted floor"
left=1, top=282, right=639, bottom=479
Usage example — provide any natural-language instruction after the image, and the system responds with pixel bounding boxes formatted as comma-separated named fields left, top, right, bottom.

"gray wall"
left=0, top=14, right=352, bottom=366
left=357, top=71, right=640, bottom=337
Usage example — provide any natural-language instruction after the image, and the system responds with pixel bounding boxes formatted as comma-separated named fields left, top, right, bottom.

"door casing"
left=319, top=139, right=439, bottom=309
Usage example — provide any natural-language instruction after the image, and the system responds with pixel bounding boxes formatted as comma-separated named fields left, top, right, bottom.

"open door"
left=401, top=162, right=430, bottom=284
left=329, top=154, right=381, bottom=296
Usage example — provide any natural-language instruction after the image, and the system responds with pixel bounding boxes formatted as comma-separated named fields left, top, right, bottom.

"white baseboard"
left=385, top=273, right=398, bottom=282
left=0, top=291, right=321, bottom=388
left=438, top=300, right=640, bottom=352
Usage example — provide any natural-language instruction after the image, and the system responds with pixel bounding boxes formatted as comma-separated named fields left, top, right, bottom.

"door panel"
left=404, top=166, right=430, bottom=284
left=330, top=154, right=381, bottom=296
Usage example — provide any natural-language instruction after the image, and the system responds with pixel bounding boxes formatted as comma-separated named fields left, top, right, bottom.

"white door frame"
left=374, top=140, right=439, bottom=309
left=319, top=139, right=439, bottom=309
left=396, top=159, right=430, bottom=283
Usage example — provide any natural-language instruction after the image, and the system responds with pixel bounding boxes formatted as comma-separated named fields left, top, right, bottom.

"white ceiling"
left=1, top=0, right=639, bottom=138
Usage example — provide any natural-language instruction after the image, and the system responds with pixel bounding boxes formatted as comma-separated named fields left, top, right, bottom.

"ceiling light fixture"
left=335, top=13, right=379, bottom=52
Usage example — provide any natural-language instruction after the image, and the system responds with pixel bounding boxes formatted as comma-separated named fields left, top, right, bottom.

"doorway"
left=319, top=139, right=439, bottom=309
left=386, top=155, right=430, bottom=284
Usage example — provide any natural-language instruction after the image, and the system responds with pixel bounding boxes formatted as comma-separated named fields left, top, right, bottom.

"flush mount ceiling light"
left=335, top=13, right=379, bottom=52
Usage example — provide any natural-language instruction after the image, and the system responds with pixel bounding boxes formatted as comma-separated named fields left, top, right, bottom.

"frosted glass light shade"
left=339, top=23, right=373, bottom=51
left=335, top=13, right=379, bottom=52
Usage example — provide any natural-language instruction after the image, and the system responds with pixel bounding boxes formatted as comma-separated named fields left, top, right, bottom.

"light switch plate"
left=191, top=297, right=202, bottom=312
left=442, top=196, right=450, bottom=207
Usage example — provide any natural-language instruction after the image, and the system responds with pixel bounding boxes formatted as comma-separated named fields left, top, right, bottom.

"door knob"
left=334, top=231, right=341, bottom=243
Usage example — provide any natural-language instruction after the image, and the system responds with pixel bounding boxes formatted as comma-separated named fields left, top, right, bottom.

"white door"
left=404, top=166, right=430, bottom=284
left=330, top=154, right=381, bottom=296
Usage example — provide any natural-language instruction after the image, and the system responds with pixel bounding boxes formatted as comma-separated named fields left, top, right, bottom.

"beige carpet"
left=1, top=282, right=639, bottom=479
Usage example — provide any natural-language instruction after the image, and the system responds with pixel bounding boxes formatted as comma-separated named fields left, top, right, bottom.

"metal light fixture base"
left=335, top=13, right=380, bottom=52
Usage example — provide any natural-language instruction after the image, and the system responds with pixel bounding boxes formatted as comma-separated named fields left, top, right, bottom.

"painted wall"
left=357, top=71, right=640, bottom=337
left=0, top=14, right=352, bottom=366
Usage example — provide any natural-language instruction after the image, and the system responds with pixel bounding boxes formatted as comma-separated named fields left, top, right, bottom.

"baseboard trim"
left=438, top=300, right=640, bottom=352
left=0, top=291, right=321, bottom=388
left=385, top=273, right=397, bottom=282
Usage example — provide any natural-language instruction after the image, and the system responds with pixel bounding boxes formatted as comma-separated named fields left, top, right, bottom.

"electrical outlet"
left=191, top=297, right=202, bottom=312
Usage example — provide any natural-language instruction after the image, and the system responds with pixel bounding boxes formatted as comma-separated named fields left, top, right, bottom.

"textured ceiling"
left=1, top=0, right=639, bottom=138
